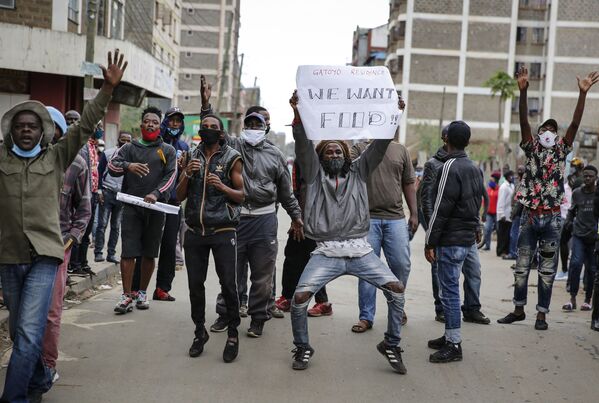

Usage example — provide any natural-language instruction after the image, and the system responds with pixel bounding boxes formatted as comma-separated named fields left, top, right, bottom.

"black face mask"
left=321, top=158, right=345, bottom=177
left=265, top=125, right=271, bottom=135
left=199, top=128, right=222, bottom=146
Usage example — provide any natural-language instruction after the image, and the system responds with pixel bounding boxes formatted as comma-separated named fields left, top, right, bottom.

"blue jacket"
left=160, top=116, right=189, bottom=203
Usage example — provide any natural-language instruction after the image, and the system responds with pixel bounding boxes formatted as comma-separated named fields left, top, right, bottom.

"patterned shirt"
left=515, top=137, right=571, bottom=210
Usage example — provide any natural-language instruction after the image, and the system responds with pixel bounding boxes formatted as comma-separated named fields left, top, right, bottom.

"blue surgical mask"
left=11, top=134, right=42, bottom=158
left=167, top=127, right=181, bottom=137
left=94, top=128, right=104, bottom=139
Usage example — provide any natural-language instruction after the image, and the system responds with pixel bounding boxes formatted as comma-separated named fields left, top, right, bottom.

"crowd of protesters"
left=2, top=51, right=599, bottom=402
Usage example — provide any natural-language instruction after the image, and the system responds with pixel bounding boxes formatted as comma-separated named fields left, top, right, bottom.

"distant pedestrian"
left=496, top=170, right=515, bottom=257
left=482, top=171, right=500, bottom=251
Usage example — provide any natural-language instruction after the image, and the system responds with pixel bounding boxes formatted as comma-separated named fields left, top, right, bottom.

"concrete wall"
left=179, top=52, right=218, bottom=70
left=0, top=0, right=52, bottom=29
left=410, top=55, right=460, bottom=86
left=465, top=58, right=507, bottom=87
left=555, top=28, right=599, bottom=58
left=180, top=30, right=219, bottom=47
left=178, top=73, right=216, bottom=91
left=552, top=63, right=599, bottom=92
left=468, top=23, right=510, bottom=52
left=463, top=94, right=500, bottom=122
left=182, top=8, right=220, bottom=26
left=409, top=92, right=457, bottom=120
left=412, top=20, right=462, bottom=50
left=414, top=0, right=462, bottom=15
left=558, top=0, right=599, bottom=21
left=469, top=0, right=511, bottom=17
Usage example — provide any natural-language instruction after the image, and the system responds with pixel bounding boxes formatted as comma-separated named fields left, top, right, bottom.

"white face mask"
left=538, top=130, right=557, bottom=148
left=241, top=129, right=266, bottom=146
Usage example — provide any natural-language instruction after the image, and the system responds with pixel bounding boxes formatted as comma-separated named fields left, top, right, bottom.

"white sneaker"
left=135, top=290, right=150, bottom=310
left=555, top=271, right=568, bottom=281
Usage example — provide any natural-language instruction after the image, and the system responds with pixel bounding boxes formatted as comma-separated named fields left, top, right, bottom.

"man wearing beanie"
left=498, top=66, right=599, bottom=330
left=288, top=91, right=406, bottom=374
left=425, top=120, right=486, bottom=363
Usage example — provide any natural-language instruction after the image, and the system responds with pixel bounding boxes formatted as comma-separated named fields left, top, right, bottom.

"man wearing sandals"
left=561, top=165, right=597, bottom=312
left=289, top=91, right=407, bottom=374
left=497, top=67, right=599, bottom=330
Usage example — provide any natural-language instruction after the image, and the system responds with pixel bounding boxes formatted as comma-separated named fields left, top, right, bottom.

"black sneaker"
left=189, top=329, right=209, bottom=357
left=81, top=265, right=97, bottom=276
left=497, top=312, right=526, bottom=324
left=247, top=319, right=264, bottom=338
left=591, top=319, right=599, bottom=331
left=435, top=312, right=445, bottom=323
left=223, top=338, right=239, bottom=363
left=70, top=267, right=88, bottom=277
left=534, top=319, right=548, bottom=330
left=210, top=316, right=229, bottom=333
left=106, top=255, right=120, bottom=264
left=291, top=345, right=315, bottom=370
left=27, top=391, right=43, bottom=403
left=429, top=341, right=463, bottom=363
left=463, top=310, right=491, bottom=325
left=94, top=254, right=105, bottom=262
left=427, top=335, right=446, bottom=350
left=376, top=341, right=407, bottom=374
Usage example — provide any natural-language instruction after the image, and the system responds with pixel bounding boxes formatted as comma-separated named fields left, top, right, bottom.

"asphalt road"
left=2, top=211, right=599, bottom=402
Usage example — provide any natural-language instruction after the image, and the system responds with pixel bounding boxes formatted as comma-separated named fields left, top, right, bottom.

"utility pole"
left=231, top=53, right=244, bottom=134
left=438, top=86, right=446, bottom=135
left=84, top=0, right=99, bottom=102
left=217, top=12, right=234, bottom=112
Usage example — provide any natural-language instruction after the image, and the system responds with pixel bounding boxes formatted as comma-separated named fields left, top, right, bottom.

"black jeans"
left=592, top=253, right=599, bottom=322
left=216, top=236, right=277, bottom=322
left=496, top=219, right=512, bottom=256
left=70, top=193, right=98, bottom=269
left=94, top=189, right=123, bottom=258
left=185, top=230, right=240, bottom=338
left=281, top=234, right=328, bottom=303
left=155, top=207, right=182, bottom=292
left=559, top=225, right=572, bottom=273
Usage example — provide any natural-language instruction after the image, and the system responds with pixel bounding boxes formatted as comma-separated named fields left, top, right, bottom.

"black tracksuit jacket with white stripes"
left=425, top=150, right=485, bottom=248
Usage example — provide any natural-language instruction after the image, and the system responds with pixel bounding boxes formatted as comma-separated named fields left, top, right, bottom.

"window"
left=111, top=1, right=124, bottom=40
left=529, top=98, right=540, bottom=114
left=530, top=62, right=542, bottom=79
left=532, top=27, right=544, bottom=44
left=97, top=0, right=106, bottom=36
left=516, top=27, right=527, bottom=44
left=188, top=8, right=194, bottom=14
left=184, top=96, right=190, bottom=101
left=185, top=74, right=192, bottom=80
left=0, top=0, right=16, bottom=10
left=185, top=52, right=192, bottom=58
left=68, top=0, right=79, bottom=22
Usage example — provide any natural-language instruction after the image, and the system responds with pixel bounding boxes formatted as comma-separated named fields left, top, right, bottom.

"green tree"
left=483, top=71, right=517, bottom=169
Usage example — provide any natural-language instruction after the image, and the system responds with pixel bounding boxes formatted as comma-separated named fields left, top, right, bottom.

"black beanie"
left=447, top=120, right=471, bottom=149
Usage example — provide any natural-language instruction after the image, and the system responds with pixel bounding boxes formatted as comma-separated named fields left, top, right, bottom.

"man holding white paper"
left=289, top=65, right=407, bottom=374
left=108, top=106, right=177, bottom=314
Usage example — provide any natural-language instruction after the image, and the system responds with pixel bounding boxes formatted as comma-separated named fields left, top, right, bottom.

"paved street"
left=2, top=211, right=598, bottom=403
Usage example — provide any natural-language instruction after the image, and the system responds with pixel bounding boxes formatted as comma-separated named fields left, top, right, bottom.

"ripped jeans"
left=291, top=253, right=404, bottom=348
left=513, top=209, right=562, bottom=313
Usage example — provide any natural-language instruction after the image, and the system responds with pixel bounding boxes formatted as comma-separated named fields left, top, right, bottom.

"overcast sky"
left=238, top=0, right=389, bottom=141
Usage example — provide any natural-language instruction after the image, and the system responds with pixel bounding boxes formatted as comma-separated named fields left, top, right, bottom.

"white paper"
left=296, top=65, right=403, bottom=141
left=116, top=192, right=180, bottom=215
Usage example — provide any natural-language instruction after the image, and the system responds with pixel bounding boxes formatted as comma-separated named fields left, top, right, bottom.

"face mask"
left=98, top=146, right=105, bottom=153
left=488, top=181, right=497, bottom=189
left=10, top=133, right=43, bottom=158
left=241, top=129, right=266, bottom=146
left=141, top=127, right=160, bottom=142
left=166, top=127, right=180, bottom=137
left=538, top=130, right=557, bottom=148
left=199, top=128, right=222, bottom=146
left=94, top=128, right=104, bottom=139
left=322, top=158, right=344, bottom=177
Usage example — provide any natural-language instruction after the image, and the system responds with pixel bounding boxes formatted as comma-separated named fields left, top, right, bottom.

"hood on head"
left=1, top=100, right=55, bottom=148
left=160, top=115, right=185, bottom=140
left=46, top=106, right=67, bottom=137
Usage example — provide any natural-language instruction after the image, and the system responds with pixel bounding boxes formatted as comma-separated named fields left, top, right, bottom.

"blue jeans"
left=483, top=214, right=497, bottom=250
left=358, top=218, right=410, bottom=323
left=513, top=210, right=562, bottom=313
left=94, top=189, right=123, bottom=258
left=508, top=215, right=521, bottom=258
left=437, top=245, right=472, bottom=343
left=0, top=257, right=57, bottom=402
left=432, top=244, right=482, bottom=314
left=292, top=252, right=404, bottom=347
left=567, top=235, right=597, bottom=301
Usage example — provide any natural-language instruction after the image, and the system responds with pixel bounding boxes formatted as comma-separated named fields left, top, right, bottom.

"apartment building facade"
left=387, top=0, right=599, bottom=154
left=352, top=24, right=388, bottom=66
left=0, top=0, right=177, bottom=145
left=177, top=0, right=240, bottom=118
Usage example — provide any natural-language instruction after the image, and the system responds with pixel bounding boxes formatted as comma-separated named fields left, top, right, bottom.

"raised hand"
left=289, top=90, right=299, bottom=112
left=201, top=75, right=212, bottom=107
left=577, top=71, right=599, bottom=93
left=398, top=95, right=406, bottom=111
left=516, top=65, right=529, bottom=91
left=100, top=49, right=128, bottom=89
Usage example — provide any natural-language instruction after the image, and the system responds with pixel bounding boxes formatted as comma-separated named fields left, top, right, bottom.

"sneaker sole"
left=376, top=343, right=407, bottom=374
left=114, top=306, right=133, bottom=314
left=136, top=305, right=150, bottom=310
left=463, top=317, right=491, bottom=325
left=247, top=331, right=262, bottom=338
left=429, top=355, right=463, bottom=363
left=210, top=326, right=228, bottom=333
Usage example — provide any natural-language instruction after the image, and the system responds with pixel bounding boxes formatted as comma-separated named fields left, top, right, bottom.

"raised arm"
left=200, top=74, right=214, bottom=118
left=290, top=90, right=320, bottom=184
left=516, top=66, right=533, bottom=145
left=564, top=71, right=599, bottom=146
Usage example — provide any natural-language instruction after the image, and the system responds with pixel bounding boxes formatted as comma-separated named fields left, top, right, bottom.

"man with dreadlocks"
left=287, top=91, right=407, bottom=374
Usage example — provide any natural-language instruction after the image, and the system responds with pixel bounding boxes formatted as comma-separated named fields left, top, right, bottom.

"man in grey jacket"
left=288, top=91, right=406, bottom=374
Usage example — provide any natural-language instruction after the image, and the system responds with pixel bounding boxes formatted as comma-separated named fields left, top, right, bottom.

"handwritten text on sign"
left=296, top=65, right=402, bottom=140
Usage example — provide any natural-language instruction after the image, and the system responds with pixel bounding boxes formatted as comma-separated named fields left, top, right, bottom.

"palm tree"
left=483, top=71, right=518, bottom=169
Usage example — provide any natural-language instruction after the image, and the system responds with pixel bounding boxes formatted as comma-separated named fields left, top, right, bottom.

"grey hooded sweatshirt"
left=292, top=123, right=391, bottom=242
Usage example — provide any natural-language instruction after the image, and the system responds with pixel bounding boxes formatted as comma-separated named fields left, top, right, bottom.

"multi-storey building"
left=0, top=0, right=177, bottom=146
left=177, top=0, right=240, bottom=121
left=352, top=24, right=388, bottom=67
left=387, top=0, right=599, bottom=155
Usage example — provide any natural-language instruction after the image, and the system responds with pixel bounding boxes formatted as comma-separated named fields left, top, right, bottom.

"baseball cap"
left=244, top=112, right=266, bottom=125
left=165, top=106, right=184, bottom=118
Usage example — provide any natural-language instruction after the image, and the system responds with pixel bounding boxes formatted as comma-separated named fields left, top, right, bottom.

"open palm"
left=101, top=49, right=128, bottom=88
left=577, top=71, right=599, bottom=93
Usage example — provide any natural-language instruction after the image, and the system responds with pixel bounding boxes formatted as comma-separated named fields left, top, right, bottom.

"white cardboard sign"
left=117, top=192, right=180, bottom=215
left=296, top=65, right=402, bottom=141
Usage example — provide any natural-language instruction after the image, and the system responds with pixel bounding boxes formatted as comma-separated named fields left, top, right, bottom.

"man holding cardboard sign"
left=289, top=65, right=407, bottom=374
